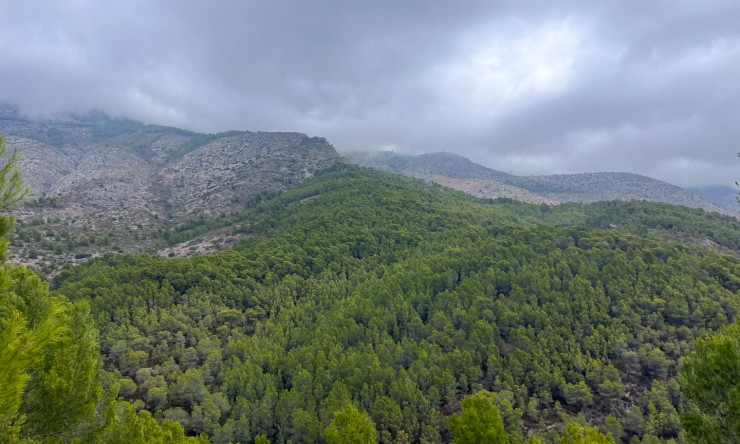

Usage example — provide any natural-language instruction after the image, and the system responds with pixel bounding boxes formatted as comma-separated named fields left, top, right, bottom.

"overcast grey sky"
left=1, top=0, right=739, bottom=187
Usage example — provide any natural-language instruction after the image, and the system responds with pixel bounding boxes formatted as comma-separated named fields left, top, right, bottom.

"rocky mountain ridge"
left=1, top=106, right=734, bottom=274
left=0, top=107, right=342, bottom=270
left=348, top=150, right=735, bottom=215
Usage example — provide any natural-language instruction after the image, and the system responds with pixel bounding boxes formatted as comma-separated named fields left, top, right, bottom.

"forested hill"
left=37, top=164, right=740, bottom=443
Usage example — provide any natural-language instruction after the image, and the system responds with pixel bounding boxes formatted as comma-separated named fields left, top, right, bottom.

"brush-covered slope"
left=54, top=165, right=740, bottom=443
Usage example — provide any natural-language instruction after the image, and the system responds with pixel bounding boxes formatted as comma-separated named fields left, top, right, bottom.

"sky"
left=1, top=1, right=739, bottom=187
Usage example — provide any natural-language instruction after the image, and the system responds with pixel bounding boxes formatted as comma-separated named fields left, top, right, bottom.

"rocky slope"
left=0, top=107, right=342, bottom=271
left=348, top=150, right=733, bottom=215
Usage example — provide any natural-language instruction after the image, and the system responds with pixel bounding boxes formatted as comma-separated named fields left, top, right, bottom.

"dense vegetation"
left=41, top=165, right=739, bottom=443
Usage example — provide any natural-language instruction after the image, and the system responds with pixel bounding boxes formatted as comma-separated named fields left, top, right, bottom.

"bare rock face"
left=6, top=135, right=76, bottom=195
left=0, top=108, right=342, bottom=269
left=424, top=175, right=558, bottom=205
left=159, top=132, right=338, bottom=219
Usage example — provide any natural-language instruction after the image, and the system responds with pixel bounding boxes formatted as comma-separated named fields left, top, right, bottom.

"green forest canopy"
left=50, top=165, right=740, bottom=443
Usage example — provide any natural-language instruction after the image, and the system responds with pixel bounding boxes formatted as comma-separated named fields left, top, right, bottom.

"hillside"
left=348, top=151, right=732, bottom=215
left=47, top=165, right=740, bottom=443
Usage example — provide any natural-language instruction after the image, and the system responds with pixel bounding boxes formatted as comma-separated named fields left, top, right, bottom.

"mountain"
left=0, top=108, right=341, bottom=270
left=348, top=150, right=556, bottom=204
left=348, top=150, right=732, bottom=215
left=527, top=171, right=731, bottom=210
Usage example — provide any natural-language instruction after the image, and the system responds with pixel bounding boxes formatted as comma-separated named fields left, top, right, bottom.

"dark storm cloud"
left=1, top=0, right=738, bottom=186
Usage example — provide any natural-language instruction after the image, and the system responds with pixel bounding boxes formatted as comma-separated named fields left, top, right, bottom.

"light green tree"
left=324, top=404, right=377, bottom=444
left=0, top=280, right=67, bottom=440
left=0, top=134, right=27, bottom=212
left=97, top=398, right=210, bottom=444
left=679, top=319, right=740, bottom=443
left=559, top=422, right=615, bottom=444
left=0, top=133, right=67, bottom=441
left=449, top=391, right=509, bottom=444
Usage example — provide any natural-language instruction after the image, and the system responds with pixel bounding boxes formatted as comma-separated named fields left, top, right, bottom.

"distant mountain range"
left=347, top=151, right=737, bottom=215
left=687, top=185, right=739, bottom=213
left=0, top=105, right=736, bottom=273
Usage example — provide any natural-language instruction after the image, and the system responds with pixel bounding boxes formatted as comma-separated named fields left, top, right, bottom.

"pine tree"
left=559, top=422, right=615, bottom=444
left=0, top=133, right=66, bottom=440
left=449, top=391, right=509, bottom=444
left=324, top=404, right=377, bottom=444
left=0, top=134, right=205, bottom=443
left=680, top=319, right=740, bottom=443
left=0, top=134, right=27, bottom=213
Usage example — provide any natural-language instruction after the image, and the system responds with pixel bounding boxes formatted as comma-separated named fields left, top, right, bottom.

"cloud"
left=0, top=0, right=738, bottom=186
